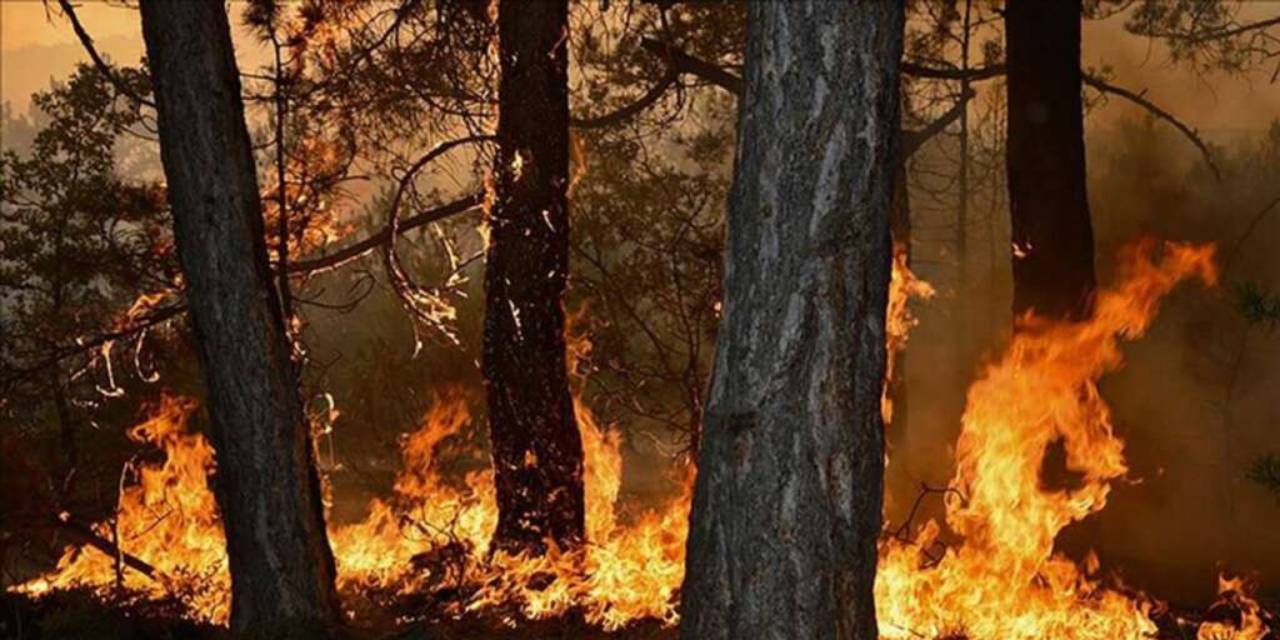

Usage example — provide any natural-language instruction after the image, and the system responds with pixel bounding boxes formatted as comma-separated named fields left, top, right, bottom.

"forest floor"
left=0, top=589, right=677, bottom=640
left=3, top=589, right=1277, bottom=639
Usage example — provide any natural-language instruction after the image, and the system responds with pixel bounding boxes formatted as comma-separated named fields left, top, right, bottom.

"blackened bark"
left=1005, top=0, right=1097, bottom=321
left=680, top=3, right=904, bottom=639
left=138, top=1, right=339, bottom=635
left=484, top=0, right=584, bottom=554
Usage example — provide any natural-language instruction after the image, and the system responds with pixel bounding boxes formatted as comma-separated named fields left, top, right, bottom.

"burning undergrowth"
left=10, top=241, right=1276, bottom=639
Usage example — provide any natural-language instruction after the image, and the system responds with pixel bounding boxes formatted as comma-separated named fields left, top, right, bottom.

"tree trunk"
left=680, top=4, right=904, bottom=639
left=138, top=2, right=339, bottom=635
left=484, top=0, right=584, bottom=554
left=1005, top=0, right=1096, bottom=321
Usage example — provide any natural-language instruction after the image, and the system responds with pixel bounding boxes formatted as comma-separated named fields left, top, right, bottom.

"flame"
left=875, top=240, right=1222, bottom=640
left=14, top=396, right=230, bottom=625
left=883, top=242, right=936, bottom=424
left=1196, top=576, right=1269, bottom=640
left=13, top=240, right=1270, bottom=639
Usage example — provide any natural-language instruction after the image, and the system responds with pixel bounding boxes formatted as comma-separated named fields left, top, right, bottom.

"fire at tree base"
left=10, top=241, right=1274, bottom=640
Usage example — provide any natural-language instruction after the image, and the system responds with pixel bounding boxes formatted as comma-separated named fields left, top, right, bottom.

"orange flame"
left=15, top=396, right=230, bottom=624
left=876, top=240, right=1221, bottom=640
left=884, top=242, right=936, bottom=424
left=14, top=240, right=1269, bottom=639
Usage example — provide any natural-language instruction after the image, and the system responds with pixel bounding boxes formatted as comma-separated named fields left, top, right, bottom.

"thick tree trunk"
left=680, top=4, right=904, bottom=639
left=1005, top=0, right=1096, bottom=321
left=139, top=2, right=339, bottom=635
left=484, top=0, right=584, bottom=554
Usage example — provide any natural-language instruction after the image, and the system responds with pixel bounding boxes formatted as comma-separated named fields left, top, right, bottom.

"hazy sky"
left=1, top=0, right=269, bottom=117
left=1, top=2, right=1277, bottom=134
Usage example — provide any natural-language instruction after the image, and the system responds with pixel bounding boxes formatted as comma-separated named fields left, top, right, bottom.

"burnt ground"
left=2, top=590, right=1275, bottom=639
left=0, top=589, right=677, bottom=640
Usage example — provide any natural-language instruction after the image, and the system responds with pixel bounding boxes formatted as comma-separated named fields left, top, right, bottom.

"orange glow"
left=13, top=240, right=1267, bottom=639
left=883, top=242, right=935, bottom=424
left=875, top=240, right=1227, bottom=640
left=14, top=395, right=230, bottom=625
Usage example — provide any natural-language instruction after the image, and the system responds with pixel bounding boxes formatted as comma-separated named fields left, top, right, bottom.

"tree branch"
left=901, top=61, right=1006, bottom=82
left=1, top=193, right=485, bottom=386
left=288, top=192, right=484, bottom=273
left=1185, top=15, right=1280, bottom=45
left=54, top=517, right=160, bottom=581
left=901, top=88, right=976, bottom=159
left=1081, top=74, right=1222, bottom=180
left=55, top=0, right=156, bottom=108
left=571, top=67, right=680, bottom=129
left=640, top=37, right=744, bottom=96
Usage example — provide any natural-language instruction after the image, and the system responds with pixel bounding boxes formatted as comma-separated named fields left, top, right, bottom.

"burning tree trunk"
left=680, top=4, right=904, bottom=639
left=484, top=0, right=584, bottom=554
left=138, top=1, right=339, bottom=634
left=1005, top=0, right=1097, bottom=321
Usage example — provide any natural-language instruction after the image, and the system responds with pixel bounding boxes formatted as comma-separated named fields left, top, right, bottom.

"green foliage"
left=0, top=63, right=174, bottom=371
left=1247, top=453, right=1280, bottom=500
left=1125, top=0, right=1278, bottom=74
left=1231, top=281, right=1280, bottom=331
left=0, top=63, right=181, bottom=528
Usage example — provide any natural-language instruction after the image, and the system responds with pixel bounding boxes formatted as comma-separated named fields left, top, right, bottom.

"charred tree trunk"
left=484, top=0, right=584, bottom=554
left=1005, top=0, right=1096, bottom=321
left=139, top=2, right=339, bottom=635
left=680, top=4, right=904, bottom=639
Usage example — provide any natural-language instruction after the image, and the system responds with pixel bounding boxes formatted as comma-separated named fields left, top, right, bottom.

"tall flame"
left=875, top=240, right=1234, bottom=640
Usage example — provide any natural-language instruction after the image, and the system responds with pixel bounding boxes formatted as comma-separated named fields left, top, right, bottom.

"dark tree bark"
left=1005, top=0, right=1097, bottom=321
left=138, top=1, right=339, bottom=635
left=484, top=0, right=584, bottom=554
left=680, top=3, right=904, bottom=639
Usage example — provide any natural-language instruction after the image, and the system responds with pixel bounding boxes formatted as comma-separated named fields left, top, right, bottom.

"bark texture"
left=484, top=0, right=584, bottom=553
left=1005, top=0, right=1097, bottom=321
left=680, top=3, right=904, bottom=639
left=139, top=1, right=339, bottom=635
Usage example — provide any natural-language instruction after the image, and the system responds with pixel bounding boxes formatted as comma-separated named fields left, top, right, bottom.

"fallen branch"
left=53, top=517, right=159, bottom=581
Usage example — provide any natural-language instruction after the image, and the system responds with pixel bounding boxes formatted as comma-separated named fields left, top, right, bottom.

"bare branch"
left=289, top=193, right=484, bottom=274
left=901, top=61, right=1007, bottom=81
left=55, top=0, right=156, bottom=108
left=640, top=37, right=744, bottom=96
left=571, top=67, right=680, bottom=129
left=901, top=88, right=976, bottom=159
left=1082, top=74, right=1222, bottom=181
left=53, top=517, right=160, bottom=581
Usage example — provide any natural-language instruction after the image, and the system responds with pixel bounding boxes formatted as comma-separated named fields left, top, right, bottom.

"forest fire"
left=3, top=1, right=1279, bottom=638
left=13, top=241, right=1268, bottom=639
left=873, top=241, right=1268, bottom=640
left=15, top=353, right=691, bottom=630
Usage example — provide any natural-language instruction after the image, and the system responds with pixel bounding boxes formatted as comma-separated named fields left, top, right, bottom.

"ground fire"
left=2, top=1, right=1278, bottom=639
left=11, top=242, right=1271, bottom=638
